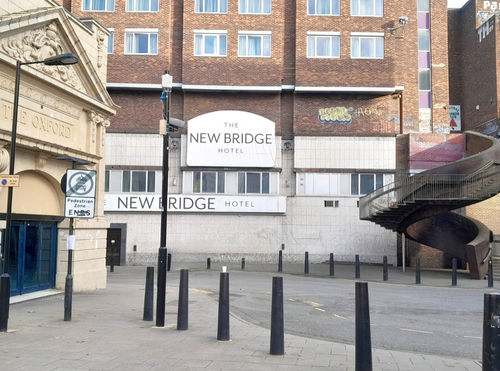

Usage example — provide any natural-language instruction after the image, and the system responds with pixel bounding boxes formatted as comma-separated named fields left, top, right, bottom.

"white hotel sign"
left=104, top=194, right=286, bottom=213
left=187, top=110, right=276, bottom=167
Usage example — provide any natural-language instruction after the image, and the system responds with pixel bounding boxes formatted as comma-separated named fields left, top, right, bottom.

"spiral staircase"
left=359, top=131, right=500, bottom=279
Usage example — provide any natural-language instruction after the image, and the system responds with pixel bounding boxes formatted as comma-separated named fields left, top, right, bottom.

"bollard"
left=416, top=258, right=421, bottom=285
left=278, top=250, right=283, bottom=272
left=329, top=253, right=334, bottom=276
left=355, top=282, right=373, bottom=371
left=241, top=257, right=246, bottom=270
left=110, top=255, right=115, bottom=273
left=489, top=259, right=494, bottom=288
left=217, top=269, right=230, bottom=341
left=143, top=266, right=154, bottom=321
left=156, top=246, right=167, bottom=327
left=483, top=292, right=500, bottom=370
left=207, top=257, right=211, bottom=270
left=177, top=269, right=189, bottom=331
left=452, top=258, right=457, bottom=286
left=383, top=256, right=388, bottom=281
left=167, top=253, right=172, bottom=272
left=304, top=251, right=309, bottom=274
left=355, top=254, right=360, bottom=278
left=270, top=276, right=284, bottom=355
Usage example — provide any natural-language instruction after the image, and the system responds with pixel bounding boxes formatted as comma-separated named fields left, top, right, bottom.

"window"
left=195, top=0, right=227, bottom=13
left=108, top=29, right=114, bottom=54
left=105, top=170, right=158, bottom=193
left=308, top=0, right=340, bottom=15
left=417, top=0, right=429, bottom=11
left=239, top=0, right=271, bottom=14
left=193, top=172, right=225, bottom=193
left=307, top=33, right=340, bottom=58
left=351, top=0, right=382, bottom=16
left=351, top=174, right=384, bottom=195
left=82, top=0, right=115, bottom=11
left=238, top=32, right=271, bottom=57
left=194, top=31, right=227, bottom=56
left=125, top=29, right=158, bottom=54
left=351, top=34, right=384, bottom=58
left=238, top=172, right=270, bottom=194
left=419, top=70, right=431, bottom=91
left=126, top=0, right=158, bottom=11
left=418, top=30, right=430, bottom=51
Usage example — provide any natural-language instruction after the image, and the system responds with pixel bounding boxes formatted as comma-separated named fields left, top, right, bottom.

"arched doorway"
left=0, top=171, right=63, bottom=296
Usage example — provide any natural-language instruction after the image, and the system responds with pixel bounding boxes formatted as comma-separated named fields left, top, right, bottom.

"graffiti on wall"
left=478, top=17, right=495, bottom=42
left=318, top=106, right=382, bottom=124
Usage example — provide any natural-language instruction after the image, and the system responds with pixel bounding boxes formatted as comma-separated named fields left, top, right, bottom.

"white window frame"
left=307, top=32, right=340, bottom=58
left=82, top=0, right=115, bottom=11
left=239, top=0, right=271, bottom=14
left=184, top=171, right=279, bottom=195
left=351, top=32, right=384, bottom=59
left=238, top=31, right=272, bottom=57
left=105, top=170, right=160, bottom=193
left=307, top=0, right=340, bottom=15
left=194, top=30, right=227, bottom=57
left=126, top=0, right=158, bottom=12
left=296, top=173, right=389, bottom=196
left=351, top=0, right=383, bottom=16
left=107, top=29, right=114, bottom=54
left=195, top=0, right=228, bottom=13
left=124, top=28, right=158, bottom=55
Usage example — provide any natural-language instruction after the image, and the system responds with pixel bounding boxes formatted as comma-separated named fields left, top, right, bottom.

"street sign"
left=0, top=175, right=19, bottom=187
left=65, top=196, right=95, bottom=218
left=65, top=170, right=96, bottom=198
left=63, top=169, right=96, bottom=219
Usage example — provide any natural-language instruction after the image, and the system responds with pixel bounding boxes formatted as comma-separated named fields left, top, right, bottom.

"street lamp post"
left=156, top=72, right=184, bottom=327
left=0, top=53, right=79, bottom=332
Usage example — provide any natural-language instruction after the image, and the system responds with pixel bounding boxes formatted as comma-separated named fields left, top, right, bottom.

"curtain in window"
left=360, top=38, right=373, bottom=57
left=220, top=0, right=227, bottom=12
left=151, top=0, right=158, bottom=11
left=248, top=0, right=261, bottom=13
left=317, top=0, right=330, bottom=14
left=262, top=35, right=271, bottom=56
left=307, top=36, right=315, bottom=57
left=205, top=0, right=218, bottom=12
left=150, top=33, right=158, bottom=54
left=332, top=36, right=339, bottom=57
left=137, top=0, right=149, bottom=11
left=83, top=0, right=91, bottom=10
left=196, top=0, right=203, bottom=12
left=375, top=0, right=382, bottom=15
left=195, top=35, right=203, bottom=55
left=239, top=36, right=247, bottom=56
left=359, top=0, right=371, bottom=15
left=107, top=0, right=115, bottom=10
left=220, top=35, right=227, bottom=55
left=263, top=0, right=271, bottom=13
left=351, top=37, right=359, bottom=57
left=316, top=36, right=330, bottom=56
left=125, top=33, right=133, bottom=53
left=240, top=0, right=246, bottom=12
left=94, top=0, right=106, bottom=10
left=307, top=0, right=315, bottom=14
left=126, top=0, right=133, bottom=11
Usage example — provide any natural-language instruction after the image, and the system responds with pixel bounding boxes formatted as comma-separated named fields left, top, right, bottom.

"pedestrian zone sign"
left=64, top=169, right=96, bottom=218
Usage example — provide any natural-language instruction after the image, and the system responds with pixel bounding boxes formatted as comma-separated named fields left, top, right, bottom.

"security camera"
left=399, top=16, right=408, bottom=24
left=168, top=117, right=186, bottom=131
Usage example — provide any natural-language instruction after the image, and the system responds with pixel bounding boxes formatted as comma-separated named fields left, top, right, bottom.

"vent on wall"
left=324, top=200, right=339, bottom=207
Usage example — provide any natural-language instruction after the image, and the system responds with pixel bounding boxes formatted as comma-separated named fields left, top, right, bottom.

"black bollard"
left=483, top=292, right=500, bottom=370
left=304, top=251, right=309, bottom=274
left=270, top=276, right=284, bottom=355
left=355, top=254, right=360, bottom=278
left=416, top=258, right=421, bottom=285
left=241, top=258, right=246, bottom=270
left=329, top=253, right=334, bottom=276
left=452, top=258, right=457, bottom=286
left=167, top=253, right=172, bottom=272
left=143, top=266, right=154, bottom=321
left=355, top=282, right=373, bottom=371
left=217, top=269, right=230, bottom=341
left=156, top=246, right=167, bottom=327
left=110, top=255, right=115, bottom=273
left=383, top=256, right=388, bottom=281
left=278, top=250, right=283, bottom=272
left=207, top=257, right=211, bottom=269
left=177, top=269, right=189, bottom=331
left=488, top=259, right=494, bottom=288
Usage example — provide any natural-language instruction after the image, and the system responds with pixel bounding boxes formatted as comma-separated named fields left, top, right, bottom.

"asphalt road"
left=165, top=269, right=488, bottom=360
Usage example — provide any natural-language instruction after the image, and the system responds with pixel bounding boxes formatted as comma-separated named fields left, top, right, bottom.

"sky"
left=448, top=0, right=469, bottom=8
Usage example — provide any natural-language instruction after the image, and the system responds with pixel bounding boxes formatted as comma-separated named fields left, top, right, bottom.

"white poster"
left=186, top=111, right=276, bottom=167
left=449, top=105, right=461, bottom=132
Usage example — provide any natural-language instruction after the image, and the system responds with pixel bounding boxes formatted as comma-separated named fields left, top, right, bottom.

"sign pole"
left=64, top=161, right=77, bottom=322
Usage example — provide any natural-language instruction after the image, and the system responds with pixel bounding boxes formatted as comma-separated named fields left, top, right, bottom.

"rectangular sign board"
left=0, top=175, right=20, bottom=187
left=65, top=197, right=95, bottom=218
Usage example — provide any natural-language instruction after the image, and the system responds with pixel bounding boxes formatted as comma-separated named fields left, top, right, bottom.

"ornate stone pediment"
left=1, top=22, right=84, bottom=91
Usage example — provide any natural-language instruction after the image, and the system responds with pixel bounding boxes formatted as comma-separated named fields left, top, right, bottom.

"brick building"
left=63, top=0, right=467, bottom=268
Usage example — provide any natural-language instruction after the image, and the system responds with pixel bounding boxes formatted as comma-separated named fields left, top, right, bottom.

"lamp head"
left=43, top=53, right=79, bottom=66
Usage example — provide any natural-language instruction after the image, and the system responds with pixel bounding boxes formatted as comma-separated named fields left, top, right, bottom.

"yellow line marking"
left=304, top=301, right=324, bottom=308
left=191, top=288, right=213, bottom=295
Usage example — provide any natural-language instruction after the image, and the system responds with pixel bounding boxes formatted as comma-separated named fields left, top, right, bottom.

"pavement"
left=0, top=260, right=489, bottom=371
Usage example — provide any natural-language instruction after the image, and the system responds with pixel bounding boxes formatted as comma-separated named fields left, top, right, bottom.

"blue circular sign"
left=1, top=179, right=7, bottom=186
